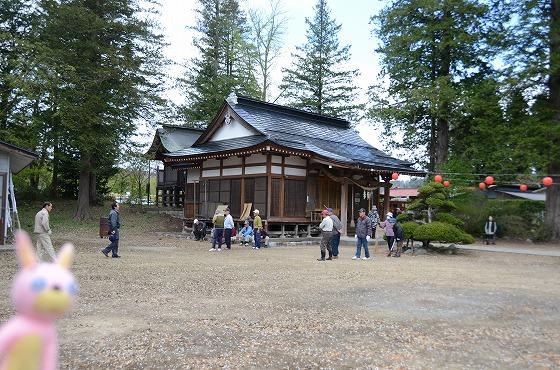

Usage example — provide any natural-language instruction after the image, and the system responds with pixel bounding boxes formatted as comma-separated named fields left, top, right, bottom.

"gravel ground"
left=1, top=231, right=559, bottom=369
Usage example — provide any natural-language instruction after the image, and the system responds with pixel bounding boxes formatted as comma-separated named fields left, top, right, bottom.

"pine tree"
left=502, top=0, right=560, bottom=240
left=369, top=0, right=505, bottom=171
left=182, top=0, right=260, bottom=125
left=37, top=0, right=168, bottom=219
left=279, top=0, right=362, bottom=120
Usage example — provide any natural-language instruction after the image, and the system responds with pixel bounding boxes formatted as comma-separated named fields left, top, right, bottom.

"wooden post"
left=383, top=175, right=391, bottom=220
left=340, top=182, right=348, bottom=236
left=350, top=185, right=355, bottom=227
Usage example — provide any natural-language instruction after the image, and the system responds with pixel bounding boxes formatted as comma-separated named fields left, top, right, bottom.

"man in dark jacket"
left=353, top=208, right=372, bottom=260
left=193, top=219, right=207, bottom=241
left=102, top=201, right=121, bottom=258
left=392, top=222, right=404, bottom=257
left=328, top=208, right=342, bottom=259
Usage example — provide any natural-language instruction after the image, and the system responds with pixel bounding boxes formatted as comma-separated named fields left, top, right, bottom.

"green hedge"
left=413, top=222, right=474, bottom=244
left=401, top=221, right=419, bottom=239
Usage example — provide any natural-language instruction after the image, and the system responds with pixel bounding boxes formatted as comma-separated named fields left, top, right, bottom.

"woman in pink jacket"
left=379, top=212, right=396, bottom=257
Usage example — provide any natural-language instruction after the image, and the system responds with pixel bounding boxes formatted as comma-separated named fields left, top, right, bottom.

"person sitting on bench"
left=238, top=220, right=254, bottom=246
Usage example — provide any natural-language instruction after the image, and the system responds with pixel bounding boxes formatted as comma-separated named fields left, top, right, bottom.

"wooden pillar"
left=383, top=175, right=391, bottom=220
left=340, top=182, right=348, bottom=236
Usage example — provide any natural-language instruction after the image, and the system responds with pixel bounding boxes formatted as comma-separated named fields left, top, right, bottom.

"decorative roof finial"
left=226, top=91, right=238, bottom=105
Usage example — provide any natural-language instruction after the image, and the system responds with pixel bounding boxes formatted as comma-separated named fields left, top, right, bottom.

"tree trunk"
left=434, top=2, right=452, bottom=169
left=546, top=0, right=560, bottom=240
left=435, top=116, right=450, bottom=168
left=51, top=143, right=60, bottom=199
left=89, top=172, right=97, bottom=205
left=74, top=154, right=91, bottom=220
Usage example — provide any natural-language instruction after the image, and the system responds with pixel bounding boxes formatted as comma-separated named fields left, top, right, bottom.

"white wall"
left=208, top=116, right=260, bottom=142
left=186, top=168, right=201, bottom=183
left=0, top=153, right=9, bottom=173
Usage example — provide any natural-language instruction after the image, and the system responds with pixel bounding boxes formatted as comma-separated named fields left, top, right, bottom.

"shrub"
left=401, top=221, right=419, bottom=239
left=397, top=212, right=412, bottom=222
left=413, top=222, right=474, bottom=244
left=435, top=212, right=464, bottom=227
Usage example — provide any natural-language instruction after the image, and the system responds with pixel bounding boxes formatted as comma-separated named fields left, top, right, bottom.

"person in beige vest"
left=34, top=202, right=56, bottom=261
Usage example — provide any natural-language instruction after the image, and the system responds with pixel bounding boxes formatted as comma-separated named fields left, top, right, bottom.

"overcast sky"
left=151, top=0, right=388, bottom=149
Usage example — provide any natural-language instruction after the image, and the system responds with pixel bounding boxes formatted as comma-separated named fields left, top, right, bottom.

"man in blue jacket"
left=238, top=220, right=254, bottom=246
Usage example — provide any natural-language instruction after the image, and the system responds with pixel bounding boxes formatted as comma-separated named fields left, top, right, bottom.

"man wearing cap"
left=380, top=212, right=396, bottom=257
left=238, top=220, right=254, bottom=246
left=253, top=209, right=263, bottom=249
left=353, top=208, right=372, bottom=260
left=193, top=219, right=207, bottom=241
left=327, top=208, right=342, bottom=259
left=318, top=210, right=334, bottom=261
left=224, top=208, right=234, bottom=249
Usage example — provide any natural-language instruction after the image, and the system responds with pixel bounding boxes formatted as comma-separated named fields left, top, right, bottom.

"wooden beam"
left=340, top=182, right=348, bottom=236
left=382, top=175, right=391, bottom=220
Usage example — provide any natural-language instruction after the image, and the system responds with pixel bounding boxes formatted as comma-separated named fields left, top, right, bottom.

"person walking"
left=209, top=210, right=225, bottom=252
left=380, top=212, right=396, bottom=257
left=193, top=219, right=207, bottom=241
left=34, top=202, right=56, bottom=262
left=484, top=216, right=497, bottom=245
left=318, top=210, right=334, bottom=261
left=223, top=208, right=234, bottom=249
left=367, top=206, right=380, bottom=240
left=392, top=221, right=404, bottom=257
left=101, top=201, right=121, bottom=258
left=238, top=220, right=254, bottom=246
left=253, top=209, right=263, bottom=250
left=327, top=208, right=342, bottom=259
left=353, top=208, right=372, bottom=260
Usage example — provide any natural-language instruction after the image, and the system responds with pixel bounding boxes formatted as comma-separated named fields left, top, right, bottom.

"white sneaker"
left=217, top=248, right=222, bottom=252
left=352, top=256, right=360, bottom=260
left=362, top=257, right=370, bottom=260
left=209, top=248, right=216, bottom=252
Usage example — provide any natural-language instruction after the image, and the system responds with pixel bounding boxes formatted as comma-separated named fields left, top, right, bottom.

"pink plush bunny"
left=0, top=231, right=78, bottom=370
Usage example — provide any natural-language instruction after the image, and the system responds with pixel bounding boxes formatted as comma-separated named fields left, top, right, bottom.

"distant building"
left=0, top=141, right=37, bottom=245
left=485, top=185, right=546, bottom=202
left=148, top=94, right=424, bottom=236
left=379, top=187, right=419, bottom=213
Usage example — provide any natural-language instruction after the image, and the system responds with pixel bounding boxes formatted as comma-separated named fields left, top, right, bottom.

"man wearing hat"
left=327, top=208, right=342, bottom=259
left=253, top=209, right=263, bottom=249
left=353, top=208, right=372, bottom=260
left=318, top=209, right=334, bottom=261
left=209, top=209, right=225, bottom=252
left=193, top=219, right=207, bottom=241
left=239, top=220, right=254, bottom=246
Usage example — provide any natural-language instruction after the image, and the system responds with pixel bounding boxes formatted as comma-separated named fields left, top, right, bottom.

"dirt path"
left=1, top=233, right=559, bottom=369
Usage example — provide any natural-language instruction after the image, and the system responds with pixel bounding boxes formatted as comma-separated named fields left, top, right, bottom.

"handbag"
left=109, top=234, right=117, bottom=242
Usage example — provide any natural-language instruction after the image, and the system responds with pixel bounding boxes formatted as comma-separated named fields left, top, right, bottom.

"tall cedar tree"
left=38, top=0, right=168, bottom=219
left=502, top=0, right=560, bottom=239
left=280, top=0, right=362, bottom=120
left=369, top=0, right=503, bottom=171
left=183, top=0, right=260, bottom=125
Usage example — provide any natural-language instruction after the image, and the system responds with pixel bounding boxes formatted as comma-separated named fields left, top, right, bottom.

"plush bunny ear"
left=15, top=230, right=37, bottom=269
left=56, top=243, right=74, bottom=269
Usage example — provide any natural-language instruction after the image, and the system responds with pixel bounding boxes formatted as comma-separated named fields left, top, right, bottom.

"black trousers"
left=224, top=228, right=232, bottom=249
left=103, top=239, right=119, bottom=256
left=386, top=236, right=395, bottom=251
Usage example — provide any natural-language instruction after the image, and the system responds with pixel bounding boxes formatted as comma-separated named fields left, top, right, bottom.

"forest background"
left=1, top=0, right=558, bottom=240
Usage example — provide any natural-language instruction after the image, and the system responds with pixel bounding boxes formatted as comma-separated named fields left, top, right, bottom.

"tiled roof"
left=162, top=96, right=424, bottom=175
left=147, top=125, right=203, bottom=157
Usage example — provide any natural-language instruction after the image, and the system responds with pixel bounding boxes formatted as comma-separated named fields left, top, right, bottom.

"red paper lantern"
left=485, top=176, right=494, bottom=185
left=434, top=175, right=443, bottom=183
left=543, top=177, right=553, bottom=187
left=519, top=184, right=528, bottom=192
left=443, top=180, right=450, bottom=187
left=391, top=172, right=399, bottom=180
left=478, top=182, right=486, bottom=190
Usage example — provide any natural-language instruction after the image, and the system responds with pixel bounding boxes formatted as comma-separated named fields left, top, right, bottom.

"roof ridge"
left=235, top=96, right=351, bottom=128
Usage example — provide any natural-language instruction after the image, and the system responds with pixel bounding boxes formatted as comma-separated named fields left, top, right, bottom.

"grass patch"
left=16, top=200, right=182, bottom=235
